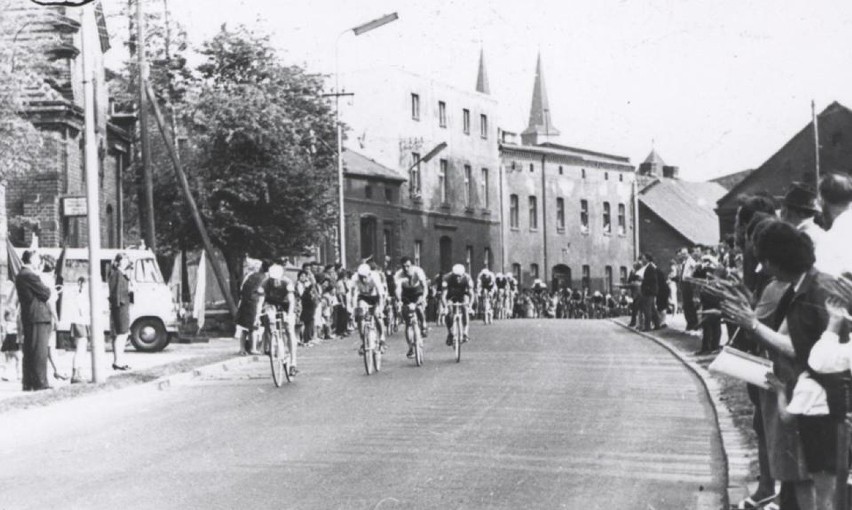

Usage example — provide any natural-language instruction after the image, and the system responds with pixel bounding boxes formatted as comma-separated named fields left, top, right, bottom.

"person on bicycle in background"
left=433, top=272, right=447, bottom=325
left=506, top=273, right=519, bottom=318
left=394, top=256, right=429, bottom=358
left=262, top=264, right=298, bottom=377
left=476, top=266, right=496, bottom=312
left=441, top=264, right=475, bottom=345
left=350, top=263, right=387, bottom=355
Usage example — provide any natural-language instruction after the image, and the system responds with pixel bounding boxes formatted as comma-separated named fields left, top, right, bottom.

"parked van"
left=14, top=247, right=179, bottom=352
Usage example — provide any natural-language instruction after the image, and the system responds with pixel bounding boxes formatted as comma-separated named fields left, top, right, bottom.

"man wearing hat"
left=780, top=181, right=825, bottom=250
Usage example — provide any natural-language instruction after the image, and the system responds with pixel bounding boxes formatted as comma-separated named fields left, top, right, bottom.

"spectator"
left=693, top=254, right=722, bottom=355
left=723, top=220, right=838, bottom=508
left=108, top=253, right=133, bottom=371
left=680, top=247, right=700, bottom=330
left=39, top=255, right=66, bottom=381
left=735, top=193, right=779, bottom=293
left=815, top=173, right=852, bottom=276
left=16, top=250, right=53, bottom=391
left=235, top=259, right=269, bottom=355
left=298, top=270, right=319, bottom=345
left=69, top=276, right=90, bottom=384
left=1, top=308, right=21, bottom=382
left=780, top=182, right=825, bottom=250
left=638, top=254, right=661, bottom=331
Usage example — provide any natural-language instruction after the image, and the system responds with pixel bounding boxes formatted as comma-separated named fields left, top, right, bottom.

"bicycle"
left=261, top=306, right=292, bottom=387
left=403, top=302, right=424, bottom=366
left=359, top=305, right=383, bottom=375
left=448, top=302, right=467, bottom=363
left=481, top=292, right=493, bottom=325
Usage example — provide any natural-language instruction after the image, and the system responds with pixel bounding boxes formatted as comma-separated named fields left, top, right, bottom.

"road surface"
left=0, top=319, right=725, bottom=509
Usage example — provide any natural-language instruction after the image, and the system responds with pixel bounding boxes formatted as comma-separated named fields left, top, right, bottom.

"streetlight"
left=334, top=12, right=399, bottom=268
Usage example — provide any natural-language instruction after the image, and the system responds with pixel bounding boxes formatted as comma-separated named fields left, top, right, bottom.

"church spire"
left=475, top=48, right=490, bottom=95
left=521, top=52, right=560, bottom=146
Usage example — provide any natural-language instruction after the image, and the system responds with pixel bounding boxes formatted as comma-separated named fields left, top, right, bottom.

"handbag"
left=708, top=346, right=774, bottom=390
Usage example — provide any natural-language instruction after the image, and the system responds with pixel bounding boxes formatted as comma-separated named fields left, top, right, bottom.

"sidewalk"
left=0, top=336, right=239, bottom=411
left=613, top=312, right=759, bottom=505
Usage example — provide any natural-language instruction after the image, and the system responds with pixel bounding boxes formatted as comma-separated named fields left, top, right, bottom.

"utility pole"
left=812, top=100, right=820, bottom=187
left=137, top=0, right=156, bottom=250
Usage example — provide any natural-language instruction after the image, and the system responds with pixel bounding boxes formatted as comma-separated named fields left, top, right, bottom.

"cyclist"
left=394, top=256, right=429, bottom=358
left=350, top=263, right=387, bottom=355
left=262, top=264, right=298, bottom=377
left=506, top=273, right=518, bottom=318
left=476, top=266, right=496, bottom=316
left=441, top=264, right=475, bottom=345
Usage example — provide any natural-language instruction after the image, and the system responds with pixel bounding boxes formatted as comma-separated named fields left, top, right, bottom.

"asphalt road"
left=0, top=319, right=725, bottom=509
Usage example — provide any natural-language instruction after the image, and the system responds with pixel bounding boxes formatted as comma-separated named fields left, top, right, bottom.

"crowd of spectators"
left=665, top=176, right=852, bottom=510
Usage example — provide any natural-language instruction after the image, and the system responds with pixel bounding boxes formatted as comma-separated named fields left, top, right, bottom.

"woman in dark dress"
left=108, top=253, right=132, bottom=371
left=235, top=260, right=269, bottom=355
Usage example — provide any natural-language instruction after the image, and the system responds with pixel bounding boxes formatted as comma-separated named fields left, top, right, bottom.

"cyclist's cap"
left=357, top=263, right=371, bottom=277
left=452, top=264, right=465, bottom=275
left=268, top=264, right=285, bottom=280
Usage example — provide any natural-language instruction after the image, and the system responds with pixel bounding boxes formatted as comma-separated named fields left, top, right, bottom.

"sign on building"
left=62, top=196, right=87, bottom=217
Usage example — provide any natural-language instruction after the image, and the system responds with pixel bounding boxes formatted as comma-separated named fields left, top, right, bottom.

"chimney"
left=662, top=166, right=679, bottom=179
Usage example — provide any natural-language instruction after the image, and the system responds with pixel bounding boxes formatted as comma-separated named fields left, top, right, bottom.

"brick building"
left=499, top=55, right=637, bottom=293
left=634, top=149, right=727, bottom=274
left=5, top=1, right=131, bottom=249
left=715, top=101, right=852, bottom=236
left=338, top=53, right=501, bottom=277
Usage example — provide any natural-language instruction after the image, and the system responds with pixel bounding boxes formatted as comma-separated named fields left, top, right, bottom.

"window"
left=439, top=159, right=448, bottom=203
left=559, top=165, right=563, bottom=175
left=481, top=168, right=489, bottom=209
left=464, top=164, right=472, bottom=207
left=620, top=266, right=628, bottom=285
left=134, top=258, right=164, bottom=284
left=529, top=195, right=538, bottom=230
left=410, top=152, right=421, bottom=196
left=463, top=108, right=470, bottom=134
left=360, top=217, right=377, bottom=260
left=603, top=202, right=611, bottom=234
left=483, top=247, right=492, bottom=270
left=556, top=198, right=565, bottom=230
left=414, top=240, right=422, bottom=267
left=580, top=199, right=589, bottom=233
left=365, top=184, right=373, bottom=199
left=411, top=93, right=420, bottom=120
left=512, top=263, right=522, bottom=285
left=385, top=186, right=393, bottom=203
left=383, top=228, right=392, bottom=259
left=618, top=203, right=626, bottom=235
left=605, top=266, right=613, bottom=294
left=604, top=172, right=609, bottom=181
left=582, top=265, right=590, bottom=290
left=531, top=263, right=539, bottom=279
left=581, top=168, right=586, bottom=179
left=619, top=173, right=623, bottom=182
left=465, top=245, right=473, bottom=274
left=438, top=101, right=447, bottom=128
left=509, top=194, right=519, bottom=228
left=480, top=114, right=488, bottom=138
left=529, top=163, right=534, bottom=173
left=439, top=236, right=453, bottom=274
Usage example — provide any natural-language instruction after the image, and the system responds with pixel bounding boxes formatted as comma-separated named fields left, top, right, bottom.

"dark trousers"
left=334, top=305, right=349, bottom=336
left=641, top=294, right=660, bottom=330
left=301, top=314, right=315, bottom=344
left=21, top=322, right=50, bottom=391
left=681, top=283, right=698, bottom=329
left=700, top=317, right=721, bottom=352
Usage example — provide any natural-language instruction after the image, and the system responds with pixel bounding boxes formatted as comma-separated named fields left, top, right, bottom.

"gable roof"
left=342, top=149, right=405, bottom=182
left=639, top=178, right=728, bottom=245
left=711, top=168, right=753, bottom=190
left=643, top=149, right=666, bottom=166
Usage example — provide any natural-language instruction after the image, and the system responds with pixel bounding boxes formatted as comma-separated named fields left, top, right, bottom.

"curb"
left=146, top=354, right=262, bottom=391
left=611, top=319, right=753, bottom=506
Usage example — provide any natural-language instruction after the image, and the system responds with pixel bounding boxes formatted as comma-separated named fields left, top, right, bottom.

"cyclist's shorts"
left=401, top=289, right=423, bottom=304
left=358, top=294, right=380, bottom=306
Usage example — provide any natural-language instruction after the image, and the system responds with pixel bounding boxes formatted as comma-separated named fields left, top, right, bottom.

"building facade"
left=340, top=59, right=501, bottom=277
left=5, top=2, right=130, bottom=249
left=499, top=55, right=637, bottom=293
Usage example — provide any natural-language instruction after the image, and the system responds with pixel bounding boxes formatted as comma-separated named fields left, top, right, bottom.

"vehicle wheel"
left=363, top=334, right=374, bottom=375
left=373, top=346, right=382, bottom=373
left=454, top=322, right=462, bottom=363
left=130, top=317, right=169, bottom=353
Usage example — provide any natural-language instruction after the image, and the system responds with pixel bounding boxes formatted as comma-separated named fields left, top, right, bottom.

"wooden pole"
left=137, top=0, right=156, bottom=250
left=145, top=82, right=238, bottom=318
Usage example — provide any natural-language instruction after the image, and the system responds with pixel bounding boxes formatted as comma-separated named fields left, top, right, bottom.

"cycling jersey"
left=478, top=270, right=496, bottom=290
left=352, top=272, right=384, bottom=302
left=395, top=266, right=427, bottom=303
left=443, top=273, right=473, bottom=303
left=262, top=277, right=295, bottom=312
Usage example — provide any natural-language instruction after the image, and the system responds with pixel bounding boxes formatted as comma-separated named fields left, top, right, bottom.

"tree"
left=167, top=25, right=338, bottom=294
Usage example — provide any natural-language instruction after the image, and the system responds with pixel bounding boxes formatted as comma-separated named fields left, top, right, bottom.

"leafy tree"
left=168, top=25, right=338, bottom=294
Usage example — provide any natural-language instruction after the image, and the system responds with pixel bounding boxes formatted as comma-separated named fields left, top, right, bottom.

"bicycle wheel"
left=269, top=333, right=285, bottom=387
left=454, top=316, right=462, bottom=363
left=413, top=324, right=423, bottom=367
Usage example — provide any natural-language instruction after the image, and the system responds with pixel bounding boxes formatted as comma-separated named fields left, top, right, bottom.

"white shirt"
left=814, top=207, right=852, bottom=277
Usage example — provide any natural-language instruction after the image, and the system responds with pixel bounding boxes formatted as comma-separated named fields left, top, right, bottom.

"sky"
left=105, top=0, right=852, bottom=181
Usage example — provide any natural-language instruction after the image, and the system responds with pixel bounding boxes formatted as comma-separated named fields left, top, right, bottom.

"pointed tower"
left=475, top=48, right=490, bottom=95
left=521, top=53, right=560, bottom=146
left=639, top=148, right=679, bottom=178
